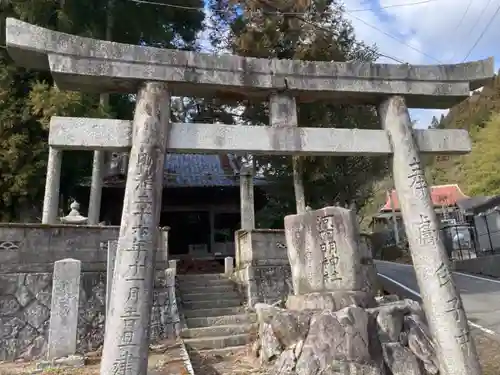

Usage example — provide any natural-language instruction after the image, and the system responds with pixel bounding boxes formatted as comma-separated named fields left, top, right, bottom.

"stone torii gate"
left=6, top=18, right=494, bottom=375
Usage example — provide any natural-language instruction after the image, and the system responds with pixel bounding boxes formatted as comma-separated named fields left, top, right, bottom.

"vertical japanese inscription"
left=435, top=262, right=471, bottom=351
left=102, top=82, right=169, bottom=375
left=407, top=157, right=428, bottom=200
left=417, top=214, right=437, bottom=246
left=317, top=215, right=341, bottom=284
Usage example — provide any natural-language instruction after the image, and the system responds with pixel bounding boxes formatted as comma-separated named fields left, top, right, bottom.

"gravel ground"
left=1, top=333, right=499, bottom=375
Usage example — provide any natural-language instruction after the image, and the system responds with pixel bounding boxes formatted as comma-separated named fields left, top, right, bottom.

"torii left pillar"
left=100, top=82, right=170, bottom=375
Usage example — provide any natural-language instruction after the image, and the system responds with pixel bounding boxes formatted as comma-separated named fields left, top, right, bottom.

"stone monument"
left=5, top=17, right=493, bottom=375
left=284, top=206, right=375, bottom=311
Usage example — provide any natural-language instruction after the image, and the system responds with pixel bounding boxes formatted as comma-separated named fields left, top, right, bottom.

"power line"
left=448, top=0, right=473, bottom=61
left=253, top=0, right=406, bottom=63
left=462, top=2, right=500, bottom=62
left=128, top=0, right=438, bottom=14
left=345, top=11, right=441, bottom=63
left=456, top=0, right=493, bottom=61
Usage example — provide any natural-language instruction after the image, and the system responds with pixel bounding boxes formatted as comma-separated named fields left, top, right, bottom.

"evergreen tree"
left=207, top=0, right=388, bottom=227
left=0, top=0, right=205, bottom=220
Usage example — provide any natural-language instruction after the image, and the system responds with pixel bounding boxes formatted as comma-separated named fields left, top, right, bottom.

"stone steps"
left=181, top=323, right=256, bottom=339
left=184, top=333, right=251, bottom=350
left=186, top=313, right=257, bottom=328
left=179, top=273, right=254, bottom=354
left=181, top=291, right=239, bottom=302
left=183, top=298, right=242, bottom=310
left=179, top=284, right=236, bottom=294
left=183, top=306, right=246, bottom=318
left=189, top=345, right=248, bottom=357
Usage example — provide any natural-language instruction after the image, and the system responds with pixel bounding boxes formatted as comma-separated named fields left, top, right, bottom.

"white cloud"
left=342, top=0, right=500, bottom=127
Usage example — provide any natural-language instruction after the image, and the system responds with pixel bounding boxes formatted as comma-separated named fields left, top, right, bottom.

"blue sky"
left=342, top=0, right=500, bottom=128
left=200, top=0, right=500, bottom=128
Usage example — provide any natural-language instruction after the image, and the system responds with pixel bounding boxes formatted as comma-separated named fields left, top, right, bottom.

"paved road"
left=375, top=260, right=500, bottom=337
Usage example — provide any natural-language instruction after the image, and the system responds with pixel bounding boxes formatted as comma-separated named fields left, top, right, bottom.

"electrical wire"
left=448, top=0, right=474, bottom=61
left=345, top=10, right=441, bottom=63
left=128, top=0, right=439, bottom=14
left=253, top=0, right=406, bottom=63
left=462, top=2, right=500, bottom=61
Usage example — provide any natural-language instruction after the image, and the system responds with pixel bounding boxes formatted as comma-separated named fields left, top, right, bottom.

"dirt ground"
left=1, top=333, right=500, bottom=375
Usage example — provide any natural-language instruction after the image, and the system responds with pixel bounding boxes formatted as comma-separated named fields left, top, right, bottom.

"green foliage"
left=0, top=0, right=205, bottom=220
left=424, top=73, right=500, bottom=196
left=462, top=113, right=500, bottom=196
left=208, top=0, right=389, bottom=227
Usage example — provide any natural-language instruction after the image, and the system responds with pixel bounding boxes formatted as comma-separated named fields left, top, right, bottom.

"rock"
left=54, top=354, right=85, bottom=367
left=295, top=307, right=372, bottom=374
left=260, top=323, right=282, bottom=363
left=405, top=315, right=439, bottom=374
left=255, top=303, right=312, bottom=348
left=273, top=349, right=296, bottom=375
left=375, top=295, right=400, bottom=305
left=253, top=297, right=440, bottom=375
left=367, top=299, right=424, bottom=344
left=382, top=342, right=422, bottom=375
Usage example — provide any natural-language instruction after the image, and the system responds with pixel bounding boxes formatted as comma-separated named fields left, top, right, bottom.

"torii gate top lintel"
left=5, top=18, right=494, bottom=109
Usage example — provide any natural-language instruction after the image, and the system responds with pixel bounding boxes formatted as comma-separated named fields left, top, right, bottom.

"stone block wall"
left=0, top=224, right=169, bottom=272
left=0, top=224, right=120, bottom=272
left=0, top=271, right=178, bottom=361
left=233, top=229, right=292, bottom=306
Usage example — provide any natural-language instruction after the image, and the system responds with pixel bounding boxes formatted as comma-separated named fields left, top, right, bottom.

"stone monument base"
left=254, top=296, right=440, bottom=375
left=232, top=263, right=292, bottom=307
left=286, top=290, right=376, bottom=311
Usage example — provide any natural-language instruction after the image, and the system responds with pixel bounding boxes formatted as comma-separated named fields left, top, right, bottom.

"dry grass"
left=474, top=332, right=500, bottom=375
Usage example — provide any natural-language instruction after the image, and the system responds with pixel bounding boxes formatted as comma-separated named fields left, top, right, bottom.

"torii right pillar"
left=379, top=96, right=482, bottom=375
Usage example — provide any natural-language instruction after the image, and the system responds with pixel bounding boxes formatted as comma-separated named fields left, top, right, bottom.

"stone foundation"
left=233, top=264, right=293, bottom=306
left=254, top=296, right=439, bottom=375
left=0, top=271, right=178, bottom=361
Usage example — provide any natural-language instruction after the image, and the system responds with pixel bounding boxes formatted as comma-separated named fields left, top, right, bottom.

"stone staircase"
left=177, top=273, right=257, bottom=355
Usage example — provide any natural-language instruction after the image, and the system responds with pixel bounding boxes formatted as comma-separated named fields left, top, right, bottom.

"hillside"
left=426, top=72, right=500, bottom=195
left=361, top=73, right=500, bottom=225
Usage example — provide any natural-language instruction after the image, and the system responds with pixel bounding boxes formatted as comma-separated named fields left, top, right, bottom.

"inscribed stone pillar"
left=240, top=166, right=255, bottom=230
left=379, top=96, right=481, bottom=375
left=269, top=93, right=305, bottom=213
left=284, top=207, right=372, bottom=311
left=100, top=82, right=170, bottom=375
left=47, top=258, right=81, bottom=360
left=88, top=150, right=105, bottom=224
left=42, top=147, right=62, bottom=224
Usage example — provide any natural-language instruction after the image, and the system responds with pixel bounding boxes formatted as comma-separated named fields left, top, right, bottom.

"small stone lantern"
left=60, top=201, right=88, bottom=224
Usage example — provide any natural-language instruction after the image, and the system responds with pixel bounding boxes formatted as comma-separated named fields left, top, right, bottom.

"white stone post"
left=225, top=256, right=234, bottom=276
left=269, top=93, right=306, bottom=214
left=47, top=258, right=81, bottom=360
left=379, top=96, right=481, bottom=375
left=240, top=166, right=255, bottom=231
left=168, top=259, right=177, bottom=275
left=100, top=82, right=170, bottom=375
left=42, top=147, right=62, bottom=224
left=88, top=150, right=105, bottom=224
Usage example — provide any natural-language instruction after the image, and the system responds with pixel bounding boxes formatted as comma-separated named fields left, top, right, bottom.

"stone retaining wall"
left=451, top=254, right=500, bottom=278
left=0, top=271, right=178, bottom=361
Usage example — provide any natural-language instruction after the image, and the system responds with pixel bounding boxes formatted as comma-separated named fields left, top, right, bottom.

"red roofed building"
left=380, top=184, right=469, bottom=212
left=371, top=184, right=470, bottom=237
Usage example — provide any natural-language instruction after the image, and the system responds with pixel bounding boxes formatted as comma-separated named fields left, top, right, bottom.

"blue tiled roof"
left=163, top=153, right=267, bottom=188
left=101, top=153, right=267, bottom=188
left=163, top=154, right=239, bottom=187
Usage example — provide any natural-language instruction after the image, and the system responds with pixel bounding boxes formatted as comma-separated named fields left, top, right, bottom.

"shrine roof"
left=101, top=153, right=267, bottom=188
